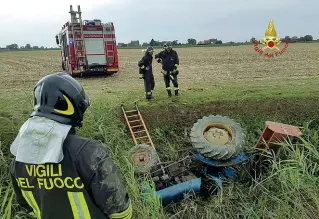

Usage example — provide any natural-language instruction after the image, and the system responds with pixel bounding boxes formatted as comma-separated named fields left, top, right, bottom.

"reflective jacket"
left=138, top=52, right=153, bottom=75
left=154, top=49, right=179, bottom=71
left=10, top=129, right=132, bottom=219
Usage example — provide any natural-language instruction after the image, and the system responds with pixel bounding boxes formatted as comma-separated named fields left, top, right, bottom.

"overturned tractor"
left=121, top=104, right=302, bottom=205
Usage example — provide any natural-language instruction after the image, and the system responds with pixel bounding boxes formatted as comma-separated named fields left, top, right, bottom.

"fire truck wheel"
left=190, top=115, right=245, bottom=160
left=129, top=144, right=158, bottom=173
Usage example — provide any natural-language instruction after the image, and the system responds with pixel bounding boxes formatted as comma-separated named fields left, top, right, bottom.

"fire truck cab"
left=55, top=5, right=119, bottom=76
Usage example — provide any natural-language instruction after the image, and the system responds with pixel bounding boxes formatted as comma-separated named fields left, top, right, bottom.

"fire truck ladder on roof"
left=69, top=5, right=87, bottom=73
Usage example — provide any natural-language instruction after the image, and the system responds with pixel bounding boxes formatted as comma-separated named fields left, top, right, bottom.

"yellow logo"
left=261, top=18, right=281, bottom=50
left=54, top=95, right=74, bottom=115
left=253, top=18, right=289, bottom=58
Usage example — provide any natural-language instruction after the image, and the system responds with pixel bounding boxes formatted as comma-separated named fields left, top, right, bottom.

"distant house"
left=198, top=38, right=218, bottom=45
left=209, top=38, right=217, bottom=43
left=118, top=43, right=125, bottom=47
left=128, top=40, right=140, bottom=47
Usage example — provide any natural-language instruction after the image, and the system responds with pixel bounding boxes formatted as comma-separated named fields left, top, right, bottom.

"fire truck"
left=55, top=5, right=119, bottom=76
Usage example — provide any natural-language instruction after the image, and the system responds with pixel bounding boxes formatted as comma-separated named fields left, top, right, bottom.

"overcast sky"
left=1, top=0, right=318, bottom=47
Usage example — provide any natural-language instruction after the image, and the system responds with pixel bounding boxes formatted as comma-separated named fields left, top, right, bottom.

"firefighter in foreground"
left=138, top=46, right=155, bottom=100
left=155, top=42, right=180, bottom=97
left=10, top=72, right=132, bottom=219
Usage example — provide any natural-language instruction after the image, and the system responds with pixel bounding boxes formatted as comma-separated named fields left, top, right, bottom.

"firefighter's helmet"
left=146, top=46, right=153, bottom=52
left=146, top=46, right=154, bottom=55
left=163, top=42, right=172, bottom=50
left=30, top=72, right=90, bottom=127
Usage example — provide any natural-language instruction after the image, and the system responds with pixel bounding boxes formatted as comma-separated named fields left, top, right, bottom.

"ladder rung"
left=133, top=130, right=146, bottom=134
left=131, top=125, right=143, bottom=129
left=127, top=115, right=139, bottom=118
left=129, top=119, right=140, bottom=123
left=135, top=136, right=148, bottom=140
left=125, top=110, right=137, bottom=113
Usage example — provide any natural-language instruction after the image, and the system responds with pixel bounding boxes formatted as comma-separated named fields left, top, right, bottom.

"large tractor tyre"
left=190, top=115, right=245, bottom=161
left=129, top=144, right=159, bottom=174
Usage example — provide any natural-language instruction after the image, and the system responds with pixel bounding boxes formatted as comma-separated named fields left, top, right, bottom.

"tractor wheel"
left=190, top=115, right=245, bottom=160
left=129, top=144, right=159, bottom=173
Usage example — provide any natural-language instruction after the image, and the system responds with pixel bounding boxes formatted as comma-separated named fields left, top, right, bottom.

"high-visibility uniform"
left=138, top=52, right=155, bottom=99
left=154, top=49, right=179, bottom=96
left=10, top=129, right=132, bottom=219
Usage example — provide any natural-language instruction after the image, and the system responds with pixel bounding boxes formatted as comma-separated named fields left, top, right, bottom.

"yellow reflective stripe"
left=123, top=209, right=132, bottom=219
left=21, top=190, right=41, bottom=219
left=67, top=192, right=80, bottom=219
left=67, top=192, right=91, bottom=219
left=140, top=65, right=145, bottom=69
left=110, top=201, right=132, bottom=219
left=77, top=192, right=91, bottom=219
left=166, top=87, right=171, bottom=90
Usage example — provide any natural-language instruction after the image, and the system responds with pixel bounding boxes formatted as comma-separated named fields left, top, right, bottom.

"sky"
left=1, top=0, right=318, bottom=48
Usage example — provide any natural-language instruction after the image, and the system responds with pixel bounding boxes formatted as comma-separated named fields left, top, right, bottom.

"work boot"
left=175, top=89, right=179, bottom=96
left=146, top=92, right=152, bottom=101
left=167, top=90, right=172, bottom=98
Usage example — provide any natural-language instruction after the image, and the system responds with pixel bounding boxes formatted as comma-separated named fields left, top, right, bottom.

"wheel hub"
left=204, top=127, right=230, bottom=145
left=131, top=151, right=151, bottom=166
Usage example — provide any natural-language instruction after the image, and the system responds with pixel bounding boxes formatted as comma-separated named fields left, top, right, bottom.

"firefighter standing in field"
left=10, top=72, right=132, bottom=219
left=138, top=46, right=155, bottom=100
left=155, top=42, right=180, bottom=97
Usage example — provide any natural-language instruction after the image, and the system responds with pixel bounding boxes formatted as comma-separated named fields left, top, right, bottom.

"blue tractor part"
left=141, top=152, right=250, bottom=205
left=142, top=178, right=202, bottom=205
left=192, top=152, right=249, bottom=168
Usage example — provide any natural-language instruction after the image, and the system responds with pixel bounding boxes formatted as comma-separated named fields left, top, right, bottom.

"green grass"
left=1, top=46, right=319, bottom=218
left=1, top=98, right=319, bottom=218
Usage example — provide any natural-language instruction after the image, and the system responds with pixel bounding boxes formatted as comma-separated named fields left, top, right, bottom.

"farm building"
left=128, top=40, right=140, bottom=47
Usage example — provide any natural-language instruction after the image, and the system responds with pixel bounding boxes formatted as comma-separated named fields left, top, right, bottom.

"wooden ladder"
left=122, top=104, right=168, bottom=176
left=121, top=104, right=154, bottom=148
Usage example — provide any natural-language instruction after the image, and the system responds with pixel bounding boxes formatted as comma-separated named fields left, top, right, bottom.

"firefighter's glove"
left=171, top=69, right=179, bottom=76
left=174, top=64, right=179, bottom=69
left=161, top=70, right=168, bottom=76
left=139, top=73, right=144, bottom=79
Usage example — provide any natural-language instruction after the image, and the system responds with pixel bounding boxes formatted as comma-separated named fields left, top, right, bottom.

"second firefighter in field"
left=138, top=46, right=155, bottom=100
left=155, top=42, right=180, bottom=97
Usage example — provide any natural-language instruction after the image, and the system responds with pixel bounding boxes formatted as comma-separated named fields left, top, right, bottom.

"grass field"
left=0, top=43, right=319, bottom=218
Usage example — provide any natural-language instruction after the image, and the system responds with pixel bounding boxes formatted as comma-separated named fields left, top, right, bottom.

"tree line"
left=137, top=34, right=316, bottom=47
left=0, top=43, right=58, bottom=51
left=1, top=34, right=317, bottom=51
left=250, top=35, right=314, bottom=43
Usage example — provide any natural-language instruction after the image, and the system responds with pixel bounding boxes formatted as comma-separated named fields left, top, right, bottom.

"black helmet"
left=163, top=42, right=172, bottom=49
left=146, top=46, right=154, bottom=52
left=30, top=72, right=90, bottom=127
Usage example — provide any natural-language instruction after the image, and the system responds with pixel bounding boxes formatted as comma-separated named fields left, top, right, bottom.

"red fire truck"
left=55, top=5, right=119, bottom=76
